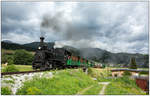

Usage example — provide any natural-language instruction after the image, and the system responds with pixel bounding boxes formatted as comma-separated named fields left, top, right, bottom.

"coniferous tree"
left=129, top=57, right=137, bottom=69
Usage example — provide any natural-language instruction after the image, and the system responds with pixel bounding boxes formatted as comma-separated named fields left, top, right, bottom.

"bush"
left=26, top=87, right=42, bottom=95
left=139, top=71, right=149, bottom=75
left=102, top=64, right=106, bottom=68
left=123, top=71, right=131, bottom=76
left=14, top=50, right=33, bottom=65
left=2, top=55, right=14, bottom=64
left=1, top=87, right=12, bottom=95
left=2, top=56, right=7, bottom=64
left=3, top=65, right=19, bottom=72
left=7, top=59, right=14, bottom=65
left=87, top=67, right=96, bottom=77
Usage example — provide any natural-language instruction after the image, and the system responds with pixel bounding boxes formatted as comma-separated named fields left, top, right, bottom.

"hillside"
left=1, top=41, right=54, bottom=51
left=23, top=42, right=54, bottom=49
left=79, top=48, right=148, bottom=67
left=1, top=42, right=35, bottom=51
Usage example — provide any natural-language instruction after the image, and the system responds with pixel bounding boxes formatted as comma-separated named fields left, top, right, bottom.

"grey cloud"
left=2, top=2, right=149, bottom=54
left=2, top=2, right=41, bottom=43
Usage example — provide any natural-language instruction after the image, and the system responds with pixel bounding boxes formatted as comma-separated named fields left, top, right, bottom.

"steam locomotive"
left=32, top=37, right=104, bottom=70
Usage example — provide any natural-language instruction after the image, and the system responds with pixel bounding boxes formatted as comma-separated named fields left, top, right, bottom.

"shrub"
left=3, top=65, right=19, bottom=72
left=1, top=87, right=12, bottom=95
left=139, top=71, right=149, bottom=75
left=14, top=50, right=33, bottom=65
left=26, top=87, right=41, bottom=95
left=2, top=55, right=14, bottom=64
left=87, top=67, right=96, bottom=77
left=123, top=71, right=131, bottom=76
left=2, top=56, right=7, bottom=64
left=102, top=64, right=106, bottom=68
left=7, top=59, right=14, bottom=65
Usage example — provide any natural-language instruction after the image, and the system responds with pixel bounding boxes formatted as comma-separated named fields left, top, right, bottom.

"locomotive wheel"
left=45, top=61, right=53, bottom=70
left=40, top=67, right=46, bottom=71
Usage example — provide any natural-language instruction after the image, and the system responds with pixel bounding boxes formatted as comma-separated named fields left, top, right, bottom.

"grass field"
left=2, top=49, right=15, bottom=55
left=88, top=68, right=146, bottom=95
left=1, top=67, right=146, bottom=95
left=2, top=65, right=33, bottom=72
left=16, top=69, right=98, bottom=95
left=2, top=49, right=35, bottom=55
left=14, top=65, right=33, bottom=71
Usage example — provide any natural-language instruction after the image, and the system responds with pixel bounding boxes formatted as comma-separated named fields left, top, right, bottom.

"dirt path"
left=76, top=85, right=93, bottom=95
left=98, top=82, right=110, bottom=95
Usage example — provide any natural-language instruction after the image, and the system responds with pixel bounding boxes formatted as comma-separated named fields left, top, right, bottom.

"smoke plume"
left=40, top=12, right=64, bottom=37
left=40, top=12, right=99, bottom=49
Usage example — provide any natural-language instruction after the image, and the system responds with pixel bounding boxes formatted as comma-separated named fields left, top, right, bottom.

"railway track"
left=1, top=70, right=46, bottom=77
left=1, top=67, right=85, bottom=77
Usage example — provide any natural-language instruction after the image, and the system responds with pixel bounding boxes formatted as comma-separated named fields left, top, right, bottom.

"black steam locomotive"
left=32, top=37, right=101, bottom=70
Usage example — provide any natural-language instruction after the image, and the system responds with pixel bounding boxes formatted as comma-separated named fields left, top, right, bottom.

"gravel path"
left=76, top=85, right=94, bottom=95
left=98, top=82, right=110, bottom=95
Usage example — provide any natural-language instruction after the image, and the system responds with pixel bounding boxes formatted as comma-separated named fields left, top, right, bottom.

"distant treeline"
left=2, top=49, right=34, bottom=65
left=2, top=42, right=36, bottom=51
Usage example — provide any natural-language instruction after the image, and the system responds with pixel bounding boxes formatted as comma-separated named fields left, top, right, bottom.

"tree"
left=2, top=56, right=7, bottom=64
left=143, top=54, right=149, bottom=68
left=123, top=70, right=131, bottom=76
left=2, top=55, right=14, bottom=64
left=13, top=50, right=33, bottom=65
left=101, top=51, right=110, bottom=63
left=129, top=57, right=137, bottom=69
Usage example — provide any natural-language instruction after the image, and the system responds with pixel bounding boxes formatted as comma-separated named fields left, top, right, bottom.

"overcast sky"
left=2, top=2, right=149, bottom=54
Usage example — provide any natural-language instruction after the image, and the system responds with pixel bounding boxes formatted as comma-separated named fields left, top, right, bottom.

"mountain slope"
left=1, top=42, right=35, bottom=51
left=23, top=42, right=54, bottom=49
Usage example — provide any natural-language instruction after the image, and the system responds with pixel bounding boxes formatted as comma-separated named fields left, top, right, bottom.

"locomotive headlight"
left=38, top=47, right=41, bottom=49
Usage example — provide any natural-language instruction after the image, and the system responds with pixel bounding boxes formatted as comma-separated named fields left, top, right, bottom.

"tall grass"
left=2, top=65, right=33, bottom=72
left=88, top=68, right=111, bottom=78
left=16, top=69, right=97, bottom=95
left=1, top=87, right=12, bottom=95
left=105, top=76, right=146, bottom=95
left=2, top=65, right=19, bottom=72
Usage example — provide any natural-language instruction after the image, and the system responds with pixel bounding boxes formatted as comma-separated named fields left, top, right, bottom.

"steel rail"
left=1, top=70, right=45, bottom=76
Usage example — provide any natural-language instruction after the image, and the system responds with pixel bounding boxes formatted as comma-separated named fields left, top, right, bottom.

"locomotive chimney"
left=40, top=36, right=44, bottom=43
